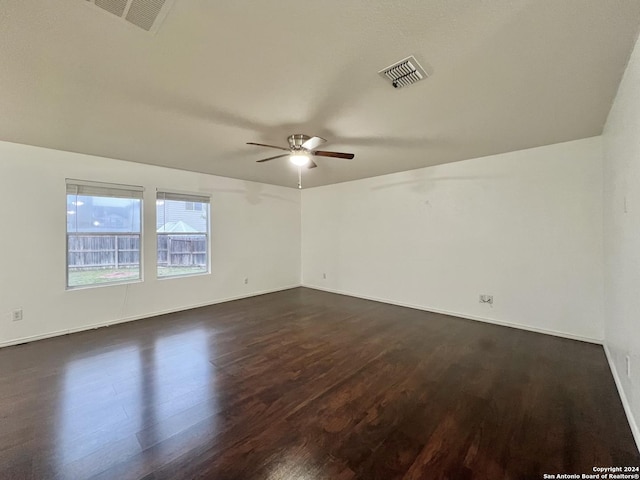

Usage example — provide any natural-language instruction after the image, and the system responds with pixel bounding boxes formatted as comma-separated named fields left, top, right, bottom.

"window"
left=156, top=191, right=210, bottom=278
left=66, top=179, right=143, bottom=288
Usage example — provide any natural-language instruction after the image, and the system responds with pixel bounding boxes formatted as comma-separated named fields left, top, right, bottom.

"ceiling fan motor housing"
left=288, top=134, right=311, bottom=150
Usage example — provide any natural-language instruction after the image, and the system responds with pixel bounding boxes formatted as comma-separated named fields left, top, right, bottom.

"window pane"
left=66, top=187, right=142, bottom=288
left=67, top=195, right=141, bottom=233
left=156, top=195, right=209, bottom=278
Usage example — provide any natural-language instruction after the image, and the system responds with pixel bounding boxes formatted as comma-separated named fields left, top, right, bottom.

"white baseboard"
left=301, top=283, right=603, bottom=345
left=0, top=284, right=300, bottom=349
left=604, top=345, right=640, bottom=453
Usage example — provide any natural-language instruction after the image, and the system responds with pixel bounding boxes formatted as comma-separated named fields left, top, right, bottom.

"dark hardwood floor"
left=0, top=287, right=638, bottom=479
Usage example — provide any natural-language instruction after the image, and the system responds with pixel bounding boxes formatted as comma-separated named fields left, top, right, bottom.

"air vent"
left=85, top=0, right=175, bottom=33
left=378, top=55, right=428, bottom=89
left=95, top=0, right=127, bottom=16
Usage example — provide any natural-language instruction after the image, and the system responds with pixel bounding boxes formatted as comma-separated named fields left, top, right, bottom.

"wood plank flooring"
left=0, top=287, right=638, bottom=479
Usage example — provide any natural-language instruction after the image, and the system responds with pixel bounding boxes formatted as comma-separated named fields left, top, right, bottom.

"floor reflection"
left=266, top=453, right=322, bottom=480
left=136, top=328, right=217, bottom=454
left=55, top=327, right=218, bottom=477
left=56, top=344, right=141, bottom=474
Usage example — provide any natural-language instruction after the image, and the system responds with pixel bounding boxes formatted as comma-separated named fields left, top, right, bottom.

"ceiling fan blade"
left=247, top=142, right=289, bottom=151
left=307, top=159, right=318, bottom=169
left=301, top=136, right=326, bottom=151
left=256, top=154, right=289, bottom=163
left=313, top=150, right=355, bottom=159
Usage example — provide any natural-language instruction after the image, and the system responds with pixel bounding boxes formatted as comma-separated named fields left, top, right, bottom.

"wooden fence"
left=67, top=235, right=140, bottom=269
left=157, top=234, right=207, bottom=267
left=67, top=234, right=207, bottom=269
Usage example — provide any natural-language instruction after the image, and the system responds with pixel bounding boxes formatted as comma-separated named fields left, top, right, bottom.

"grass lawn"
left=157, top=266, right=207, bottom=278
left=68, top=266, right=207, bottom=287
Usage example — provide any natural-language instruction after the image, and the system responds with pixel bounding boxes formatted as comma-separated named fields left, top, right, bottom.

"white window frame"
left=156, top=190, right=211, bottom=279
left=66, top=179, right=144, bottom=289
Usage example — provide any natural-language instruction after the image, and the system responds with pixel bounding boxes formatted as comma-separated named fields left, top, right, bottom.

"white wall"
left=0, top=136, right=607, bottom=350
left=0, top=140, right=301, bottom=347
left=603, top=32, right=640, bottom=447
left=302, top=137, right=604, bottom=342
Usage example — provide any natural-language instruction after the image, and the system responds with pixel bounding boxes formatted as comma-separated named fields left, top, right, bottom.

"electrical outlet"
left=322, top=273, right=327, bottom=279
left=479, top=295, right=493, bottom=305
left=12, top=309, right=23, bottom=322
left=626, top=355, right=631, bottom=378
left=244, top=277, right=249, bottom=285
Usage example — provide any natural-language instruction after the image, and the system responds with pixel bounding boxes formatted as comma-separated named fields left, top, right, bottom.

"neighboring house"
left=157, top=202, right=208, bottom=267
left=156, top=201, right=207, bottom=232
left=66, top=198, right=207, bottom=233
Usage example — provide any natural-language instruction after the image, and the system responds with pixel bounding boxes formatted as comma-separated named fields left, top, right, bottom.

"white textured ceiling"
left=1, top=1, right=639, bottom=188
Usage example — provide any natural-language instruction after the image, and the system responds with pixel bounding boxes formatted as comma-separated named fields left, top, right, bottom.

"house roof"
left=157, top=221, right=198, bottom=233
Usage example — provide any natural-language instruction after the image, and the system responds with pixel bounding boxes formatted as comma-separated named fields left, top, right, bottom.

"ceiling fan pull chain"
left=298, top=166, right=302, bottom=189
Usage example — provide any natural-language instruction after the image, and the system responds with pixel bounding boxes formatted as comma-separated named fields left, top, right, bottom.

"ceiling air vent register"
left=378, top=55, right=428, bottom=89
left=84, top=0, right=175, bottom=32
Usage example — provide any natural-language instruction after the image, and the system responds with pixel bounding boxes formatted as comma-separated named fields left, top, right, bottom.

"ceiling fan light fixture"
left=289, top=153, right=310, bottom=166
left=247, top=135, right=354, bottom=188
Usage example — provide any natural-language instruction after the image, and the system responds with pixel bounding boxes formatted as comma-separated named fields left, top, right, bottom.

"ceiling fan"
left=247, top=134, right=355, bottom=169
